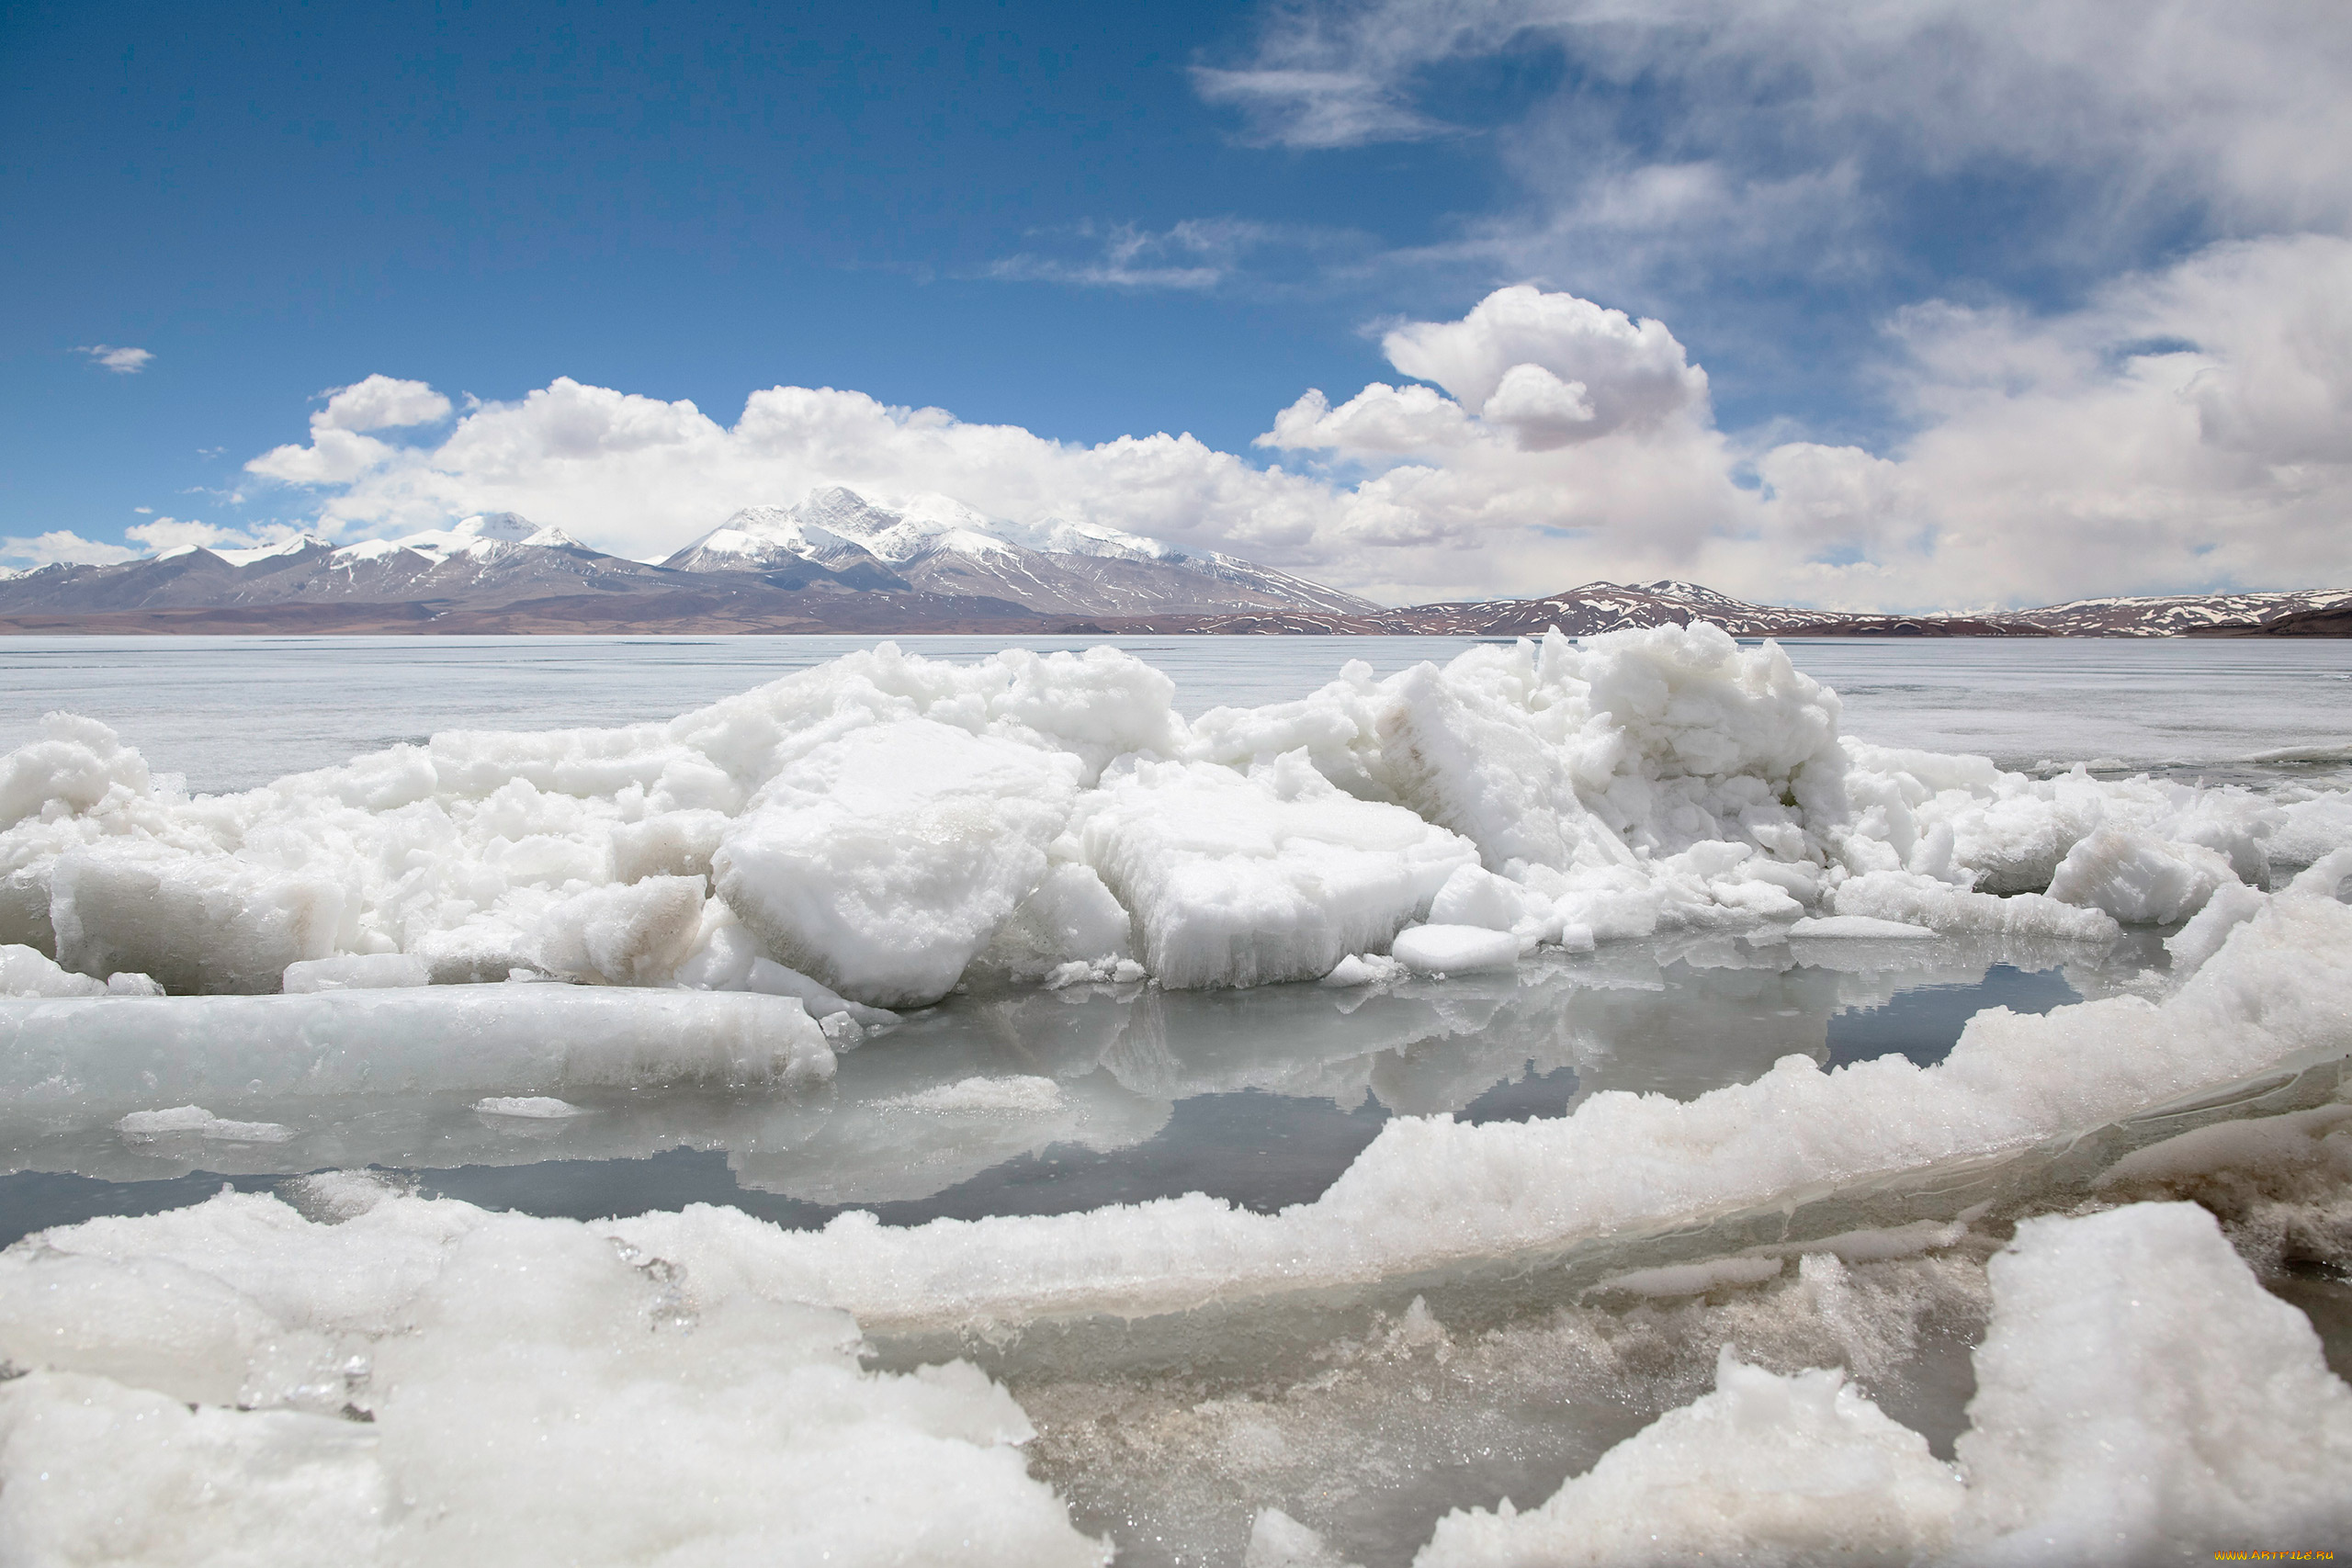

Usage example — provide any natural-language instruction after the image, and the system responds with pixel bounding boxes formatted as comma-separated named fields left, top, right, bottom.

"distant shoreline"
left=0, top=607, right=2342, bottom=637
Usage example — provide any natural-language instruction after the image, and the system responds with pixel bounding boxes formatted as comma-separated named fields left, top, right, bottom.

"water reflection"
left=0, top=928, right=2145, bottom=1244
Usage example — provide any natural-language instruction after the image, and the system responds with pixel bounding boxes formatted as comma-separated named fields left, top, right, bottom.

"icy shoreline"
left=6, top=625, right=2342, bottom=1021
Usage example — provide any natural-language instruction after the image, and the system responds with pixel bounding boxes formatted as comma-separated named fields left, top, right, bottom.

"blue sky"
left=7, top=0, right=2348, bottom=608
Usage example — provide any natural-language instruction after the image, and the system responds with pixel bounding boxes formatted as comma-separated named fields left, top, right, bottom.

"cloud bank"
left=190, top=234, right=2349, bottom=610
left=1198, top=0, right=2352, bottom=291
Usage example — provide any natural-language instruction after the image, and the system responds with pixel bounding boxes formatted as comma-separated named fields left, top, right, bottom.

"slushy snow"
left=1, top=1190, right=2341, bottom=1563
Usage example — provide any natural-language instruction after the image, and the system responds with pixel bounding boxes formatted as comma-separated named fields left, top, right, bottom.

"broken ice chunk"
left=1390, top=925, right=1521, bottom=976
left=3, top=943, right=113, bottom=998
left=1245, top=1508, right=1359, bottom=1568
left=2045, top=827, right=2239, bottom=924
left=50, top=848, right=346, bottom=995
left=1078, top=755, right=1477, bottom=989
left=1953, top=1201, right=2352, bottom=1555
left=0, top=712, right=151, bottom=830
left=281, top=953, right=431, bottom=993
left=528, top=874, right=706, bottom=986
left=1320, top=953, right=1406, bottom=988
left=715, top=719, right=1080, bottom=1009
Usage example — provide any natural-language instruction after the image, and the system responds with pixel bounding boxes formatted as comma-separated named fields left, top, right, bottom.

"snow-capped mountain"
left=662, top=487, right=1373, bottom=617
left=0, top=513, right=684, bottom=624
left=1112, top=580, right=2351, bottom=638
left=4, top=498, right=2341, bottom=636
left=1295, top=580, right=1937, bottom=637
left=1994, top=588, right=2352, bottom=637
left=0, top=494, right=1371, bottom=630
left=331, top=511, right=581, bottom=564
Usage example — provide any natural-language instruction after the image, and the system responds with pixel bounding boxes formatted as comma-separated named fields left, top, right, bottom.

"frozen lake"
left=2, top=630, right=2347, bottom=1564
left=2, top=631, right=2338, bottom=1243
left=2, top=632, right=2346, bottom=794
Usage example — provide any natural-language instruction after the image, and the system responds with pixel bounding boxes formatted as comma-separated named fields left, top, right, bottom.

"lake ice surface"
left=1, top=630, right=2347, bottom=1565
left=3, top=633, right=2346, bottom=793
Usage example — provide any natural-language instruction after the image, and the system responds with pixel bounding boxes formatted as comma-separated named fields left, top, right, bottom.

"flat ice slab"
left=472, top=1095, right=586, bottom=1120
left=1786, top=914, right=1937, bottom=939
left=0, top=986, right=832, bottom=1106
left=115, top=1106, right=295, bottom=1143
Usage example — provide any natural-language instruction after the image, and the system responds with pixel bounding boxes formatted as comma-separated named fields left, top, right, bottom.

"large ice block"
left=0, top=985, right=833, bottom=1105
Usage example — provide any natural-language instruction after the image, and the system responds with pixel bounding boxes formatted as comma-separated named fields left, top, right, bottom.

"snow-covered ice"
left=1414, top=1345, right=1967, bottom=1565
left=0, top=1190, right=1110, bottom=1567
left=1415, top=1202, right=2352, bottom=1566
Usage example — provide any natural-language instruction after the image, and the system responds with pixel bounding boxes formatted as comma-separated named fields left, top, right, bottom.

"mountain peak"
left=451, top=512, right=546, bottom=545
left=657, top=485, right=1372, bottom=617
left=325, top=513, right=580, bottom=568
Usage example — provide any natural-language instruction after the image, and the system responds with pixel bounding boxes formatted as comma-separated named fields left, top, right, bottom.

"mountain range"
left=1119, top=580, right=2352, bottom=637
left=0, top=490, right=2342, bottom=637
left=0, top=490, right=1366, bottom=634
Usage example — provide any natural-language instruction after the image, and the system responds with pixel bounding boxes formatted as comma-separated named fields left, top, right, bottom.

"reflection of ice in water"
left=0, top=931, right=2115, bottom=1236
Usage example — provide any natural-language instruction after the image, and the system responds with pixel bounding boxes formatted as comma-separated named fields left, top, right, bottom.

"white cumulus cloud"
left=0, top=531, right=142, bottom=569
left=77, top=345, right=153, bottom=375
left=246, top=376, right=453, bottom=486
left=1761, top=233, right=2352, bottom=608
left=243, top=376, right=1351, bottom=570
left=1259, top=382, right=1479, bottom=455
left=123, top=518, right=304, bottom=555
left=316, top=374, right=454, bottom=433
left=1380, top=286, right=1708, bottom=442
